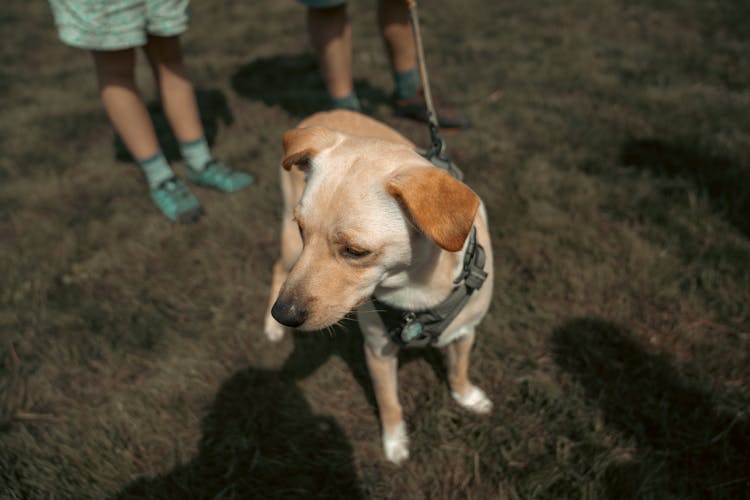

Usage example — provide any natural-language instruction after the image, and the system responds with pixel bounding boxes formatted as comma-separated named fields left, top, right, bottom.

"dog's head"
left=271, top=125, right=480, bottom=331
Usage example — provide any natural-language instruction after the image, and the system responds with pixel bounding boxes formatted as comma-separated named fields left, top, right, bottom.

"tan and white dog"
left=264, top=110, right=493, bottom=464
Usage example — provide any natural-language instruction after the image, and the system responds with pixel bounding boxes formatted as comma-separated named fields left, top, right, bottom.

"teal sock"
left=393, top=67, right=421, bottom=100
left=179, top=137, right=213, bottom=172
left=331, top=93, right=361, bottom=112
left=137, top=152, right=174, bottom=189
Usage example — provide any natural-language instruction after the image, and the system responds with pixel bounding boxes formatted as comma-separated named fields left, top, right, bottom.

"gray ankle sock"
left=331, top=93, right=361, bottom=112
left=393, top=67, right=420, bottom=100
left=137, top=152, right=174, bottom=189
left=179, top=137, right=213, bottom=171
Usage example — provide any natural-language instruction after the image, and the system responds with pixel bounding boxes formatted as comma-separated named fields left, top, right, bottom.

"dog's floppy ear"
left=281, top=126, right=338, bottom=171
left=387, top=165, right=480, bottom=252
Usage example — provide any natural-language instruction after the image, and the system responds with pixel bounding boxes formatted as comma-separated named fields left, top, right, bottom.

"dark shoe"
left=394, top=91, right=472, bottom=130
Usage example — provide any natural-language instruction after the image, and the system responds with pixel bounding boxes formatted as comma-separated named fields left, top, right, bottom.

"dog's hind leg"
left=445, top=331, right=493, bottom=414
left=364, top=343, right=409, bottom=464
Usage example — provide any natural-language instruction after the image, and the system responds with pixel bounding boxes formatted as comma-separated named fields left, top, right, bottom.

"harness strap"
left=372, top=227, right=487, bottom=347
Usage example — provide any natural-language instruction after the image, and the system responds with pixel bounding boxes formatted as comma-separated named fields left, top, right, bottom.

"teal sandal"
left=150, top=177, right=203, bottom=223
left=186, top=160, right=254, bottom=193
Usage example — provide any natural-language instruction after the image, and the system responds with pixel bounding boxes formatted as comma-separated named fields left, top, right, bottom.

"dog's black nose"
left=271, top=300, right=308, bottom=327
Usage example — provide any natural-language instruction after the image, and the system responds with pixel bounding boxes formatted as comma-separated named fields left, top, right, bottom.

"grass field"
left=2, top=0, right=749, bottom=498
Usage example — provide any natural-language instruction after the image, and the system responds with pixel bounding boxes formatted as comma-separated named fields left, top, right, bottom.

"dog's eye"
left=342, top=246, right=371, bottom=259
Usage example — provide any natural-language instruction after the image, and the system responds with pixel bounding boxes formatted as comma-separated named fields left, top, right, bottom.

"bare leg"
left=307, top=5, right=354, bottom=99
left=364, top=343, right=409, bottom=464
left=142, top=35, right=203, bottom=143
left=445, top=331, right=493, bottom=413
left=377, top=0, right=472, bottom=129
left=377, top=0, right=417, bottom=73
left=141, top=34, right=253, bottom=192
left=92, top=49, right=160, bottom=160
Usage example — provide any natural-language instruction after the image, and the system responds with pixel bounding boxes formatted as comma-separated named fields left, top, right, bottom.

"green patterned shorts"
left=48, top=0, right=190, bottom=51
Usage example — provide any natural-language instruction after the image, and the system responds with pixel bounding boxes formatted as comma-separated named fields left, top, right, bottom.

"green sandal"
left=186, top=160, right=254, bottom=193
left=150, top=177, right=203, bottom=223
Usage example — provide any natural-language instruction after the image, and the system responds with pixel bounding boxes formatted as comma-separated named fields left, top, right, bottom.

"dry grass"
left=1, top=0, right=749, bottom=498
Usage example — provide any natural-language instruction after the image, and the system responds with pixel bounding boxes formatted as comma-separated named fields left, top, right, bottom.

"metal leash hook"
left=406, top=0, right=464, bottom=181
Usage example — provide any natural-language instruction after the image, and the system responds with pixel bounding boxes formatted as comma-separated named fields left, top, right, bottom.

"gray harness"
left=372, top=149, right=487, bottom=348
left=372, top=227, right=487, bottom=347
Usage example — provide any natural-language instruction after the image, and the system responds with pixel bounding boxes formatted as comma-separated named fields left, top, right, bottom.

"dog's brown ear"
left=387, top=165, right=480, bottom=252
left=281, top=126, right=338, bottom=171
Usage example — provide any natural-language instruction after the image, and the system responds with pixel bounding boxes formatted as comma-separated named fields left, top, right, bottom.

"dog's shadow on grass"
left=551, top=317, right=750, bottom=499
left=114, top=334, right=365, bottom=499
left=114, top=325, right=446, bottom=499
left=114, top=88, right=233, bottom=163
left=281, top=321, right=449, bottom=411
left=230, top=52, right=391, bottom=118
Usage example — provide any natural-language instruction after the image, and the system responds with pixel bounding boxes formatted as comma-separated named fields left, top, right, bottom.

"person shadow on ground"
left=551, top=317, right=750, bottom=499
left=231, top=53, right=390, bottom=118
left=114, top=327, right=369, bottom=499
left=619, top=137, right=750, bottom=237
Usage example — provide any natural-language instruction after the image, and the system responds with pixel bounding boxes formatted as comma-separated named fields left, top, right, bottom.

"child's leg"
left=306, top=3, right=361, bottom=111
left=141, top=35, right=202, bottom=144
left=143, top=35, right=253, bottom=193
left=376, top=0, right=471, bottom=129
left=377, top=0, right=417, bottom=78
left=92, top=48, right=202, bottom=222
left=92, top=48, right=162, bottom=161
left=377, top=0, right=420, bottom=101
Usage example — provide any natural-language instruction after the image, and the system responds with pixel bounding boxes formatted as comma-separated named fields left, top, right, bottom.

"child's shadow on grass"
left=114, top=324, right=447, bottom=499
left=619, top=138, right=750, bottom=238
left=551, top=317, right=750, bottom=499
left=230, top=52, right=391, bottom=117
left=114, top=88, right=233, bottom=163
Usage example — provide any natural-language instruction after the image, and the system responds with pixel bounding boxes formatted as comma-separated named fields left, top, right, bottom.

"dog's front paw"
left=383, top=421, right=409, bottom=465
left=264, top=317, right=287, bottom=342
left=452, top=385, right=493, bottom=414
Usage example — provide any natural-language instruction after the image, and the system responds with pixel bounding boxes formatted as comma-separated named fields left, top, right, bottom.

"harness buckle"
left=400, top=313, right=425, bottom=343
left=465, top=266, right=488, bottom=291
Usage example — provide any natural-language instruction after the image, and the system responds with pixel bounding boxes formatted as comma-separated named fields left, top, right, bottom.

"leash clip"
left=425, top=135, right=464, bottom=181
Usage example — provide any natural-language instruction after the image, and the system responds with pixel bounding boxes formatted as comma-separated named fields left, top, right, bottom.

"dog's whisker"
left=336, top=318, right=350, bottom=329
